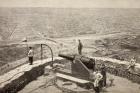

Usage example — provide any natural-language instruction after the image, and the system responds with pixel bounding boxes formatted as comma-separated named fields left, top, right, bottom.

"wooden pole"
left=41, top=44, right=43, bottom=61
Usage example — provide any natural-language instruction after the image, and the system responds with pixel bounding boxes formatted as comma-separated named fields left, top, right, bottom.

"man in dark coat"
left=100, top=63, right=107, bottom=87
left=78, top=39, right=83, bottom=55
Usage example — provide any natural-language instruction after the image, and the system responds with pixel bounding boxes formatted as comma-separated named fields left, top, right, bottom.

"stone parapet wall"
left=0, top=65, right=45, bottom=93
left=0, top=58, right=63, bottom=93
left=95, top=58, right=140, bottom=84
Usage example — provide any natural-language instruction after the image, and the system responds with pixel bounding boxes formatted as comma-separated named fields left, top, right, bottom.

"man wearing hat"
left=28, top=47, right=34, bottom=65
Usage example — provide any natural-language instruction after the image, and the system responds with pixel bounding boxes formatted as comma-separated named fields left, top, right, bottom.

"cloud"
left=0, top=0, right=140, bottom=8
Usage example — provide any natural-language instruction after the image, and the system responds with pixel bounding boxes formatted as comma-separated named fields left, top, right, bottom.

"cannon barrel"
left=58, top=54, right=95, bottom=69
left=58, top=54, right=93, bottom=62
left=58, top=54, right=74, bottom=61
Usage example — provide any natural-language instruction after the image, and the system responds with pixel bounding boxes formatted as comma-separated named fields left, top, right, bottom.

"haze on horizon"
left=0, top=0, right=140, bottom=8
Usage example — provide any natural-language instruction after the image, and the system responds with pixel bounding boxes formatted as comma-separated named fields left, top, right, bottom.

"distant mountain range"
left=0, top=8, right=140, bottom=41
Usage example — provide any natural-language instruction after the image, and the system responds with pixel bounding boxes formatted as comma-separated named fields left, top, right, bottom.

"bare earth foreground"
left=19, top=73, right=140, bottom=93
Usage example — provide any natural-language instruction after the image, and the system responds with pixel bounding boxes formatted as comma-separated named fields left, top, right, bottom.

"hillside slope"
left=0, top=8, right=140, bottom=40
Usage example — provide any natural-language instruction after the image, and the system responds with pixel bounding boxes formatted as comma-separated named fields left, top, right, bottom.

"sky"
left=0, top=0, right=140, bottom=8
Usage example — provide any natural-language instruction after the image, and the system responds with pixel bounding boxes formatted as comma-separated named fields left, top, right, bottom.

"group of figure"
left=78, top=39, right=138, bottom=93
left=27, top=39, right=136, bottom=93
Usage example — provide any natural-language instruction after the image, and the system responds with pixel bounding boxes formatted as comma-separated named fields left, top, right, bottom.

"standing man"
left=100, top=63, right=107, bottom=87
left=28, top=47, right=34, bottom=65
left=78, top=39, right=83, bottom=55
left=89, top=58, right=95, bottom=71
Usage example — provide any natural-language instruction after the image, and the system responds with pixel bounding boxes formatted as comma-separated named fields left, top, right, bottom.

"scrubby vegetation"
left=0, top=46, right=27, bottom=66
left=94, top=34, right=140, bottom=63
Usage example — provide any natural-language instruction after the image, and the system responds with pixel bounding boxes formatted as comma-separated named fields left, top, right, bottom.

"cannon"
left=58, top=54, right=95, bottom=70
